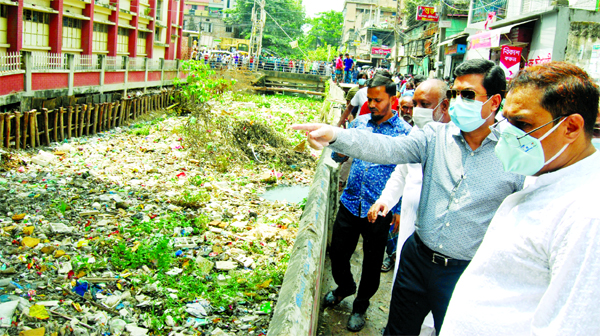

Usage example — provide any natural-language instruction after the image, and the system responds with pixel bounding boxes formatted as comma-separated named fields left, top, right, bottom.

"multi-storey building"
left=341, top=0, right=397, bottom=68
left=0, top=0, right=187, bottom=110
left=182, top=0, right=236, bottom=38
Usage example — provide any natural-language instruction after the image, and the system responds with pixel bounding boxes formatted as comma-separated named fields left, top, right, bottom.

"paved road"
left=317, top=237, right=395, bottom=335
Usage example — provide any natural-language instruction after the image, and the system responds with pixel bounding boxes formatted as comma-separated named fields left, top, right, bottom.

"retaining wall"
left=268, top=80, right=345, bottom=335
left=0, top=90, right=174, bottom=150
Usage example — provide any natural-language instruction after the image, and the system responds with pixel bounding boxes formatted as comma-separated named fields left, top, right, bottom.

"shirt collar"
left=529, top=151, right=600, bottom=190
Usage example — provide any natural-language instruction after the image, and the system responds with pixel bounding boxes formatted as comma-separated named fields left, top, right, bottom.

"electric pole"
left=249, top=0, right=266, bottom=68
left=394, top=0, right=401, bottom=72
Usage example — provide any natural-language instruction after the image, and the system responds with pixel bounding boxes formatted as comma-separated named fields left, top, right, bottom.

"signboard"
left=468, top=31, right=501, bottom=50
left=527, top=49, right=552, bottom=67
left=416, top=6, right=439, bottom=22
left=439, top=20, right=452, bottom=28
left=289, top=40, right=298, bottom=49
left=372, top=47, right=392, bottom=56
left=445, top=44, right=466, bottom=56
left=499, top=45, right=522, bottom=80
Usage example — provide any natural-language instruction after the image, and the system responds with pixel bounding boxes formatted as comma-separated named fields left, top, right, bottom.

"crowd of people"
left=293, top=60, right=600, bottom=335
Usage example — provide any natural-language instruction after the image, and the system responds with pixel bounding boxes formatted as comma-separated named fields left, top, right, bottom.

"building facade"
left=341, top=0, right=397, bottom=68
left=0, top=0, right=188, bottom=110
left=182, top=0, right=236, bottom=38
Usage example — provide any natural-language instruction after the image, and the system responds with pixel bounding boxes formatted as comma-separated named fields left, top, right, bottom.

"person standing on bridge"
left=323, top=74, right=412, bottom=332
left=292, top=59, right=525, bottom=335
left=344, top=54, right=354, bottom=84
left=335, top=54, right=344, bottom=84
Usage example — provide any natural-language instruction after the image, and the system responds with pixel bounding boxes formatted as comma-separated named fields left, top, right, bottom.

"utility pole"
left=394, top=0, right=402, bottom=72
left=249, top=0, right=266, bottom=68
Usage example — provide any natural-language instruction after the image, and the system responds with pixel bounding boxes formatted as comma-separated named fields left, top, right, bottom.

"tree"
left=225, top=0, right=306, bottom=57
left=301, top=10, right=343, bottom=51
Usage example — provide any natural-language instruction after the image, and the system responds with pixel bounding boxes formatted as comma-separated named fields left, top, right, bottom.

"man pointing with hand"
left=293, top=59, right=525, bottom=335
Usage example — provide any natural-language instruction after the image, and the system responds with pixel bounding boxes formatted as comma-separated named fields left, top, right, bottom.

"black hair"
left=454, top=59, right=506, bottom=99
left=367, top=74, right=396, bottom=97
left=413, top=74, right=427, bottom=87
left=509, top=61, right=599, bottom=138
left=358, top=72, right=368, bottom=79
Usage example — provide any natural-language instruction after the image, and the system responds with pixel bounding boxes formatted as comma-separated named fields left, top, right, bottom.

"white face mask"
left=412, top=99, right=444, bottom=129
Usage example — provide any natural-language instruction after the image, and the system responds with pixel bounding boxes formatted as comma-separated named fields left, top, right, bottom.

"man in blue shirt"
left=324, top=74, right=412, bottom=332
left=344, top=54, right=354, bottom=83
left=293, top=60, right=525, bottom=335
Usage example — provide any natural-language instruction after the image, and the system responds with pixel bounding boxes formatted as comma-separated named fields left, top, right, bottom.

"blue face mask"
left=449, top=96, right=494, bottom=132
left=592, top=138, right=600, bottom=150
left=358, top=78, right=367, bottom=86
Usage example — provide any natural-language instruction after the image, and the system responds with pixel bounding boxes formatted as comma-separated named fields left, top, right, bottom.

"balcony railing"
left=74, top=54, right=100, bottom=70
left=128, top=57, right=145, bottom=70
left=106, top=56, right=125, bottom=70
left=0, top=52, right=22, bottom=73
left=31, top=52, right=68, bottom=71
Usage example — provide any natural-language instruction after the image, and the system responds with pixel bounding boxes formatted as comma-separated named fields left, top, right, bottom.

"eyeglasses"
left=489, top=116, right=564, bottom=151
left=447, top=89, right=490, bottom=101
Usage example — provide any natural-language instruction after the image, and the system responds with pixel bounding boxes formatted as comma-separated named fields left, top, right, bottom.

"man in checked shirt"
left=293, top=59, right=525, bottom=335
left=324, top=73, right=412, bottom=332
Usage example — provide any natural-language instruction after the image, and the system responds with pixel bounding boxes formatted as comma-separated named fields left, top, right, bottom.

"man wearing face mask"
left=369, top=79, right=450, bottom=335
left=442, top=62, right=600, bottom=335
left=291, top=59, right=525, bottom=335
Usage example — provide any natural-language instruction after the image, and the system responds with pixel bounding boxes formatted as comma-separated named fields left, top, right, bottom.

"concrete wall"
left=267, top=81, right=344, bottom=336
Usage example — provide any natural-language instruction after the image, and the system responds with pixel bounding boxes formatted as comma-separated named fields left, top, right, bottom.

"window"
left=154, top=27, right=161, bottom=42
left=93, top=23, right=108, bottom=52
left=0, top=5, right=7, bottom=47
left=201, top=22, right=212, bottom=32
left=191, top=5, right=197, bottom=10
left=156, top=0, right=163, bottom=20
left=23, top=10, right=49, bottom=47
left=62, top=17, right=82, bottom=50
left=225, top=26, right=232, bottom=33
left=117, top=27, right=129, bottom=54
left=137, top=31, right=147, bottom=55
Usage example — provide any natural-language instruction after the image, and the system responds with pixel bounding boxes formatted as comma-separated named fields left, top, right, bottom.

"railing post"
left=99, top=54, right=106, bottom=93
left=144, top=57, right=149, bottom=93
left=160, top=58, right=165, bottom=88
left=124, top=56, right=129, bottom=97
left=67, top=53, right=75, bottom=96
left=23, top=51, right=33, bottom=96
left=176, top=59, right=180, bottom=79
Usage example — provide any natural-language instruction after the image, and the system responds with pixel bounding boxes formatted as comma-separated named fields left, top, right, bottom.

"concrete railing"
left=268, top=81, right=345, bottom=335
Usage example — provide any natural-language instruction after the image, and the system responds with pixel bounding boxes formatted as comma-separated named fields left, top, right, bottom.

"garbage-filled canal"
left=0, top=93, right=321, bottom=335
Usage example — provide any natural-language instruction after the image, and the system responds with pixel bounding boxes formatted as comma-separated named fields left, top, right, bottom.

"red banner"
left=372, top=47, right=392, bottom=56
left=500, top=45, right=522, bottom=80
left=416, top=6, right=439, bottom=22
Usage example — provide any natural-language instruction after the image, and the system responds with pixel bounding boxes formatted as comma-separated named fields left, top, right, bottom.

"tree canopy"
left=225, top=0, right=306, bottom=57
left=225, top=1, right=343, bottom=59
left=301, top=10, right=343, bottom=51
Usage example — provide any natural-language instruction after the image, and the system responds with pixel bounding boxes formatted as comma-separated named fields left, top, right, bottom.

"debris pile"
left=0, top=93, right=321, bottom=335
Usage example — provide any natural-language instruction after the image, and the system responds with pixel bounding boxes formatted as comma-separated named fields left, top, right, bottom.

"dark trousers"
left=330, top=203, right=392, bottom=314
left=384, top=233, right=469, bottom=335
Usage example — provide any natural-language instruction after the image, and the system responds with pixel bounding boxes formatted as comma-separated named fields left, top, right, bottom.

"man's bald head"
left=399, top=96, right=414, bottom=118
left=413, top=79, right=451, bottom=123
left=415, top=79, right=448, bottom=102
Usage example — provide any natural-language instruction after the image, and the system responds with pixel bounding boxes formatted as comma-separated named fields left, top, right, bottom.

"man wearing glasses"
left=292, top=59, right=525, bottom=334
left=442, top=62, right=600, bottom=335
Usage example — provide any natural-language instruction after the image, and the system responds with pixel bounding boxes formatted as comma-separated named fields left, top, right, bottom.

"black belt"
left=414, top=233, right=470, bottom=267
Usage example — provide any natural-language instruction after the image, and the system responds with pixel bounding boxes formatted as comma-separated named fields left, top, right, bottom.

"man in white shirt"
left=442, top=62, right=600, bottom=335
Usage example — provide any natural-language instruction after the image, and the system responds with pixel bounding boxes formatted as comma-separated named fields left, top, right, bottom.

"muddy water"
left=260, top=185, right=310, bottom=204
